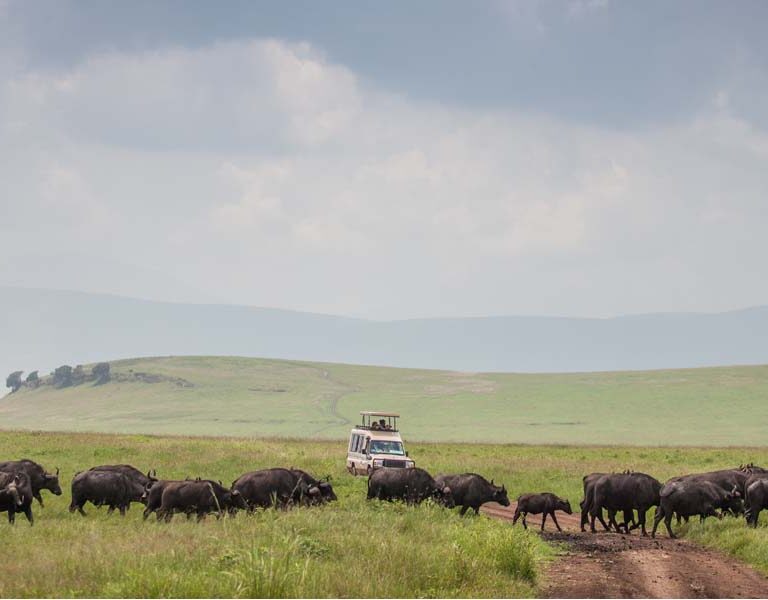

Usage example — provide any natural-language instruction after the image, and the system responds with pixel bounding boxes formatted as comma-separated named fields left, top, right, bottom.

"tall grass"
left=3, top=430, right=768, bottom=596
left=0, top=431, right=552, bottom=598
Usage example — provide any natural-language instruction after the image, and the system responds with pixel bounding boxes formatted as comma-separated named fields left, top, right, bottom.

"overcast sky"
left=1, top=1, right=767, bottom=319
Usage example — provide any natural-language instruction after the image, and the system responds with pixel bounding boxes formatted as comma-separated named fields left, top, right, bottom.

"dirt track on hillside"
left=481, top=502, right=768, bottom=598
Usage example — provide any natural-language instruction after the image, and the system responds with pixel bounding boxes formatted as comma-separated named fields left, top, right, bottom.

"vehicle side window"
left=349, top=435, right=356, bottom=452
left=353, top=434, right=361, bottom=453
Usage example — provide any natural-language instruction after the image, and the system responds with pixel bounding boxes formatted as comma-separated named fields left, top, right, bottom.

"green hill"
left=2, top=356, right=768, bottom=445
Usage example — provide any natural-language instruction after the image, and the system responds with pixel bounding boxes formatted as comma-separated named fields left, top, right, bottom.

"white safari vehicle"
left=346, top=411, right=415, bottom=476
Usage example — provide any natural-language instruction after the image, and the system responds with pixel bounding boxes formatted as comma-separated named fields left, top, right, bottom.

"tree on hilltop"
left=5, top=371, right=23, bottom=393
left=25, top=371, right=40, bottom=389
left=52, top=365, right=73, bottom=388
left=92, top=362, right=111, bottom=385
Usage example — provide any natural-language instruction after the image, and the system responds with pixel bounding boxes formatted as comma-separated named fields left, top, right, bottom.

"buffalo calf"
left=513, top=493, right=572, bottom=532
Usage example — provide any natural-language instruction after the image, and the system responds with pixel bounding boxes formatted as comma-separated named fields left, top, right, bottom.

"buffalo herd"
left=2, top=458, right=768, bottom=538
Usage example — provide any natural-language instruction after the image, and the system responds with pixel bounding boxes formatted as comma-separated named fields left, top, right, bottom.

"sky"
left=1, top=0, right=767, bottom=320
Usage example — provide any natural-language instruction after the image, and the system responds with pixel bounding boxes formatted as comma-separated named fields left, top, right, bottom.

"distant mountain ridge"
left=2, top=286, right=768, bottom=380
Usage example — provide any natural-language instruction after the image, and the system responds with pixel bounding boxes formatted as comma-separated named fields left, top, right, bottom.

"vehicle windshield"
left=369, top=440, right=405, bottom=455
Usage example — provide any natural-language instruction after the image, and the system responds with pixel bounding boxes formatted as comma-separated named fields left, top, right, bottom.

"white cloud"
left=1, top=38, right=767, bottom=318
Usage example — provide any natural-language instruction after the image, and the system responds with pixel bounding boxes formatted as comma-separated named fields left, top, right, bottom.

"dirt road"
left=481, top=502, right=768, bottom=598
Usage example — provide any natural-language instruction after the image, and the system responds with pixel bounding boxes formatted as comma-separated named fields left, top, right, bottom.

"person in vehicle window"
left=371, top=421, right=381, bottom=430
left=379, top=419, right=391, bottom=430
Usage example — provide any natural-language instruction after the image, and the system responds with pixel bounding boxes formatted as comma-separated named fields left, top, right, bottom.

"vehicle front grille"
left=382, top=459, right=406, bottom=468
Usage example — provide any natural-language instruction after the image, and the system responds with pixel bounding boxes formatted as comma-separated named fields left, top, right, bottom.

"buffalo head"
left=493, top=484, right=510, bottom=507
left=5, top=474, right=24, bottom=506
left=44, top=469, right=63, bottom=495
left=319, top=481, right=337, bottom=502
left=433, top=485, right=455, bottom=508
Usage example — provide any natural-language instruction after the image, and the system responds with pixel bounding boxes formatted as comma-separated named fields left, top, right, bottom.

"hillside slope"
left=3, top=287, right=768, bottom=380
left=2, top=355, right=768, bottom=445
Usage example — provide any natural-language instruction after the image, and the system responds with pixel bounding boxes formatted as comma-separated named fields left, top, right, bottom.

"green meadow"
left=3, top=431, right=768, bottom=597
left=2, top=356, right=768, bottom=445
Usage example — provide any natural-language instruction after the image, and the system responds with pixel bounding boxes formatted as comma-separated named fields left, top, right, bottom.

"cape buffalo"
left=69, top=470, right=146, bottom=516
left=580, top=472, right=637, bottom=533
left=669, top=466, right=767, bottom=499
left=434, top=473, right=509, bottom=515
left=157, top=480, right=244, bottom=521
left=141, top=480, right=186, bottom=520
left=652, top=480, right=738, bottom=538
left=367, top=467, right=454, bottom=507
left=232, top=468, right=309, bottom=510
left=513, top=492, right=572, bottom=532
left=745, top=478, right=768, bottom=527
left=588, top=472, right=661, bottom=536
left=290, top=468, right=337, bottom=505
left=89, top=464, right=158, bottom=491
left=0, top=459, right=62, bottom=506
left=232, top=468, right=331, bottom=509
left=0, top=471, right=34, bottom=525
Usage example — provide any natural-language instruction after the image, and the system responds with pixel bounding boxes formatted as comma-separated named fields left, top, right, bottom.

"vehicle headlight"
left=405, top=461, right=415, bottom=468
left=373, top=459, right=383, bottom=467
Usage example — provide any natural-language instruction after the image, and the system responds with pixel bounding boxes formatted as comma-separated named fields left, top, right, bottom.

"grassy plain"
left=3, top=431, right=768, bottom=597
left=2, top=356, right=768, bottom=445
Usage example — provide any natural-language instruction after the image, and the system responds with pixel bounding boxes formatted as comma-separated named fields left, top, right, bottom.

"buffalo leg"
left=638, top=509, right=648, bottom=536
left=590, top=509, right=610, bottom=533
left=551, top=511, right=562, bottom=532
left=541, top=512, right=547, bottom=531
left=24, top=505, right=33, bottom=525
left=119, top=505, right=126, bottom=517
left=626, top=510, right=640, bottom=532
left=607, top=510, right=621, bottom=532
left=7, top=510, right=15, bottom=524
left=34, top=492, right=44, bottom=507
left=512, top=507, right=521, bottom=526
left=579, top=500, right=588, bottom=532
left=107, top=505, right=115, bottom=515
left=664, top=511, right=675, bottom=538
left=459, top=505, right=469, bottom=516
left=651, top=507, right=663, bottom=538
left=473, top=506, right=481, bottom=515
left=70, top=502, right=87, bottom=517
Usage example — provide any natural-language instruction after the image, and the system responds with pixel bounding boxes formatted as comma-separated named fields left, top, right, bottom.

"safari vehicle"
left=346, top=411, right=415, bottom=476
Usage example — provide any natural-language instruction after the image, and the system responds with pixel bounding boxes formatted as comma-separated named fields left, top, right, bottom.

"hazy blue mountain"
left=2, top=286, right=768, bottom=381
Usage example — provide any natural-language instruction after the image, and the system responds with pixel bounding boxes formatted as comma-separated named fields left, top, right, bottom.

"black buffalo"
left=669, top=466, right=767, bottom=499
left=588, top=472, right=661, bottom=536
left=69, top=470, right=146, bottom=516
left=158, top=479, right=244, bottom=521
left=513, top=492, right=572, bottom=532
left=232, top=468, right=309, bottom=509
left=0, top=471, right=34, bottom=525
left=89, top=464, right=158, bottom=491
left=367, top=467, right=454, bottom=506
left=580, top=472, right=637, bottom=533
left=434, top=473, right=509, bottom=515
left=290, top=468, right=337, bottom=505
left=652, top=480, right=738, bottom=538
left=141, top=479, right=182, bottom=520
left=0, top=459, right=62, bottom=506
left=745, top=478, right=768, bottom=527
